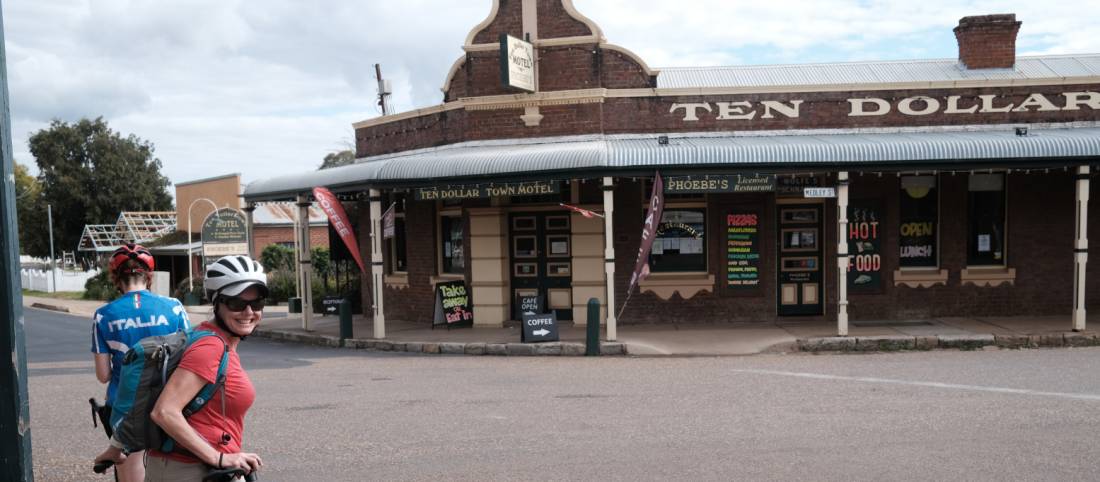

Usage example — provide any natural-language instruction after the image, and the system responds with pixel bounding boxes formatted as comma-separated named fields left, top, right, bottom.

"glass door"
left=509, top=213, right=573, bottom=321
left=776, top=204, right=824, bottom=316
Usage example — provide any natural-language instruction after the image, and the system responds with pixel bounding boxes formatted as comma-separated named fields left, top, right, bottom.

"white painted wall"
left=21, top=268, right=99, bottom=292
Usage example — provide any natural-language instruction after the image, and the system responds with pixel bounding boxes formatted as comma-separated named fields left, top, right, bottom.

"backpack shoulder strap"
left=181, top=331, right=230, bottom=418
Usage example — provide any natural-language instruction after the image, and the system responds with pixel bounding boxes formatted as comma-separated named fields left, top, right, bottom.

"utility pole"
left=0, top=0, right=35, bottom=478
left=47, top=204, right=56, bottom=292
left=375, top=63, right=391, bottom=116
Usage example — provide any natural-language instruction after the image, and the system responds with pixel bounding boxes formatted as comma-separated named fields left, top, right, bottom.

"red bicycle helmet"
left=109, top=243, right=155, bottom=273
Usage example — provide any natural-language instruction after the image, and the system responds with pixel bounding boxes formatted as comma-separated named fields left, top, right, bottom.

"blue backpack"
left=109, top=329, right=229, bottom=454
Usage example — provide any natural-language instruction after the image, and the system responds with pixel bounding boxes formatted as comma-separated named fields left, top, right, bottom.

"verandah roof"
left=243, top=126, right=1100, bottom=202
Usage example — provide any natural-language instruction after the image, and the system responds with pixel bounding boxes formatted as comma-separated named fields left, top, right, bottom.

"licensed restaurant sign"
left=415, top=181, right=560, bottom=201
left=664, top=174, right=776, bottom=194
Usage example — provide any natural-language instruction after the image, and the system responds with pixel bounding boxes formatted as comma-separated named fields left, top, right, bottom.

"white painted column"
left=837, top=172, right=850, bottom=337
left=603, top=177, right=617, bottom=341
left=1073, top=166, right=1089, bottom=332
left=296, top=194, right=314, bottom=331
left=369, top=189, right=386, bottom=339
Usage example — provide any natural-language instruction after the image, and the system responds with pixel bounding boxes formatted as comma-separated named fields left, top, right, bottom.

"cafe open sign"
left=201, top=208, right=248, bottom=257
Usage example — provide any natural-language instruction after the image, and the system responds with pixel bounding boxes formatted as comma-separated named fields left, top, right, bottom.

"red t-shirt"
left=151, top=322, right=255, bottom=463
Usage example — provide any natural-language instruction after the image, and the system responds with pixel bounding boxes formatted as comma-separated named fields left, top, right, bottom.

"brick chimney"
left=954, top=14, right=1022, bottom=69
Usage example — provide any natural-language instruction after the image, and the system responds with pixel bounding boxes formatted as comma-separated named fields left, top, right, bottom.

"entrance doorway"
left=509, top=213, right=573, bottom=321
left=777, top=203, right=824, bottom=316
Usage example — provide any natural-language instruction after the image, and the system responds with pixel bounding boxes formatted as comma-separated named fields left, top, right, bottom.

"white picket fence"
left=21, top=267, right=100, bottom=292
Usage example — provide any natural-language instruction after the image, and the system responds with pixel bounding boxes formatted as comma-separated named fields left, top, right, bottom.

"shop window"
left=899, top=176, right=938, bottom=268
left=388, top=216, right=407, bottom=273
left=967, top=173, right=1006, bottom=266
left=649, top=209, right=707, bottom=272
left=440, top=214, right=464, bottom=275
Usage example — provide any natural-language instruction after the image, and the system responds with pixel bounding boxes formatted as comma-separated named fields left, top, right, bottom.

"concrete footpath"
left=22, top=294, right=1100, bottom=356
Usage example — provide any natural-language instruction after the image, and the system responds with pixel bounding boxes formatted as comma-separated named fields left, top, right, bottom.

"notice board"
left=433, top=280, right=474, bottom=327
left=726, top=212, right=762, bottom=289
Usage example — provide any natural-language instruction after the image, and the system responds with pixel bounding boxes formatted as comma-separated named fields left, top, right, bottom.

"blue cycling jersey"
left=91, top=290, right=191, bottom=404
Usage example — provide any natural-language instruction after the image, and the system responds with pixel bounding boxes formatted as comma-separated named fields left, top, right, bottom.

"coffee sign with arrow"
left=521, top=312, right=559, bottom=343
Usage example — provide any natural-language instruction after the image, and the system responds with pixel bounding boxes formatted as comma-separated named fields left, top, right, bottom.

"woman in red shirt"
left=114, top=255, right=269, bottom=480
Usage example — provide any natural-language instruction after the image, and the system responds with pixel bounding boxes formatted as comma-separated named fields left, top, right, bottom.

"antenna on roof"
left=375, top=63, right=392, bottom=116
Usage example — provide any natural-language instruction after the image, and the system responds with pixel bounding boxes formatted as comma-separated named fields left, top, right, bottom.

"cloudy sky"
left=4, top=0, right=1098, bottom=191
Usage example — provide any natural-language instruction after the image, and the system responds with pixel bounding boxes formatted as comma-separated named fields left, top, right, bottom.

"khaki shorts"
left=144, top=455, right=209, bottom=482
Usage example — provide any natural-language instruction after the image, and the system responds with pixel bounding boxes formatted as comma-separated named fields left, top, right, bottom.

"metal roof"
left=656, top=54, right=1100, bottom=89
left=243, top=126, right=1100, bottom=201
left=252, top=202, right=328, bottom=225
left=77, top=211, right=177, bottom=252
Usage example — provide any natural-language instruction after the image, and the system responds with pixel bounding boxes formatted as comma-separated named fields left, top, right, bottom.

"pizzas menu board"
left=727, top=212, right=761, bottom=288
left=847, top=202, right=882, bottom=292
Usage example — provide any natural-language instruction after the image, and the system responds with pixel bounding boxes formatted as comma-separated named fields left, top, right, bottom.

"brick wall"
left=954, top=14, right=1021, bottom=69
left=381, top=200, right=437, bottom=323
left=252, top=225, right=329, bottom=255
left=362, top=82, right=1100, bottom=158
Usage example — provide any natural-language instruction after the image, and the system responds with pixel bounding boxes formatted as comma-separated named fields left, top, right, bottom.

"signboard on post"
left=804, top=187, right=837, bottom=198
left=201, top=208, right=248, bottom=257
left=433, top=280, right=473, bottom=327
left=500, top=34, right=535, bottom=93
left=521, top=312, right=559, bottom=343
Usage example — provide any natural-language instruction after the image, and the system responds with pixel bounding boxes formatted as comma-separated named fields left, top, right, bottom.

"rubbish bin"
left=183, top=292, right=201, bottom=306
left=288, top=297, right=302, bottom=314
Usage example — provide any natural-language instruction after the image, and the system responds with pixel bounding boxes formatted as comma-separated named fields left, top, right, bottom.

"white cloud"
left=4, top=0, right=1099, bottom=190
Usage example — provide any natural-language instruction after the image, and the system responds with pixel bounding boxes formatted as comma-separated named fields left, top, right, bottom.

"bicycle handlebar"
left=202, top=468, right=258, bottom=482
left=93, top=460, right=114, bottom=474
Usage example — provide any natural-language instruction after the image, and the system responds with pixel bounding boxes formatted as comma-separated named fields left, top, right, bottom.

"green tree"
left=318, top=149, right=355, bottom=170
left=28, top=118, right=173, bottom=257
left=14, top=162, right=46, bottom=256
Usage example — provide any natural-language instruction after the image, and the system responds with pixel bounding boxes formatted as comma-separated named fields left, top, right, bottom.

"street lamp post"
left=187, top=197, right=219, bottom=296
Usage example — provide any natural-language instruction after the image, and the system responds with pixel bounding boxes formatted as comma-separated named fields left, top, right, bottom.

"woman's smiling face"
left=217, top=286, right=264, bottom=336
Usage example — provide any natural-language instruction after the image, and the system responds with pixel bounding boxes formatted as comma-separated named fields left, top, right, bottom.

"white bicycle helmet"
left=204, top=255, right=268, bottom=300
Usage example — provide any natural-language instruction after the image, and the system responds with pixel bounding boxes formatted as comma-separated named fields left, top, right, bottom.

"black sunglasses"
left=222, top=297, right=265, bottom=312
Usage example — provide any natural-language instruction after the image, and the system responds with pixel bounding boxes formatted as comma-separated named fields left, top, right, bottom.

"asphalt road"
left=24, top=307, right=1100, bottom=481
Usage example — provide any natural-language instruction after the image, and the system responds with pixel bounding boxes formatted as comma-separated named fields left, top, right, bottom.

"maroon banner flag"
left=312, top=187, right=366, bottom=273
left=628, top=172, right=664, bottom=293
left=382, top=202, right=396, bottom=239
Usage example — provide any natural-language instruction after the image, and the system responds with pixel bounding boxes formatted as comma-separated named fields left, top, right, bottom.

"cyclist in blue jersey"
left=92, top=243, right=191, bottom=482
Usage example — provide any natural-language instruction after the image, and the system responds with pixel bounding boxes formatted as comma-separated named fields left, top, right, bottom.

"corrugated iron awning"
left=243, top=126, right=1100, bottom=202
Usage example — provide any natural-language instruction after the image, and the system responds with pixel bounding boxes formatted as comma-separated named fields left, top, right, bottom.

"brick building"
left=244, top=1, right=1100, bottom=340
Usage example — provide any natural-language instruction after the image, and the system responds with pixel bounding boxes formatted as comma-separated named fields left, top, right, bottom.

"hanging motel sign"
left=500, top=34, right=535, bottom=93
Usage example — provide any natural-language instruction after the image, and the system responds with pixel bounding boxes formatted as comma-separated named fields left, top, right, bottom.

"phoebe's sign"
left=415, top=181, right=560, bottom=201
left=665, top=174, right=775, bottom=194
left=670, top=91, right=1100, bottom=122
left=500, top=34, right=535, bottom=93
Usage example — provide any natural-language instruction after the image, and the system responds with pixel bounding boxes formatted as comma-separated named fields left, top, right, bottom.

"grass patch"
left=22, top=289, right=86, bottom=300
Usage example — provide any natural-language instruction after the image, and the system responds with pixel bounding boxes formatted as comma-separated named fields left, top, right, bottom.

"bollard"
left=339, top=299, right=353, bottom=340
left=585, top=297, right=600, bottom=356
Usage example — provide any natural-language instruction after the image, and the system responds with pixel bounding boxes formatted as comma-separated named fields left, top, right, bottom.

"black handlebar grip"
left=93, top=460, right=114, bottom=474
